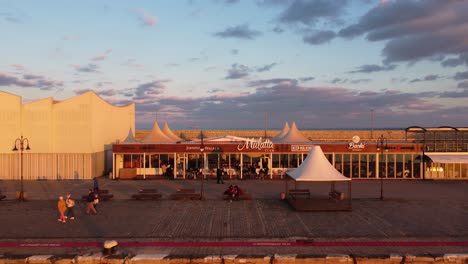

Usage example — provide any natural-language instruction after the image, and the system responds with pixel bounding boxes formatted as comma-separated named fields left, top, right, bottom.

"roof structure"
left=162, top=122, right=182, bottom=142
left=122, top=127, right=136, bottom=143
left=274, top=122, right=310, bottom=143
left=287, top=146, right=350, bottom=181
left=271, top=122, right=289, bottom=142
left=141, top=122, right=174, bottom=143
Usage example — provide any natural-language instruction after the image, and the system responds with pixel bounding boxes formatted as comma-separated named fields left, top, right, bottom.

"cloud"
left=0, top=71, right=63, bottom=90
left=256, top=63, right=277, bottom=72
left=454, top=71, right=468, bottom=81
left=338, top=0, right=468, bottom=64
left=91, top=49, right=112, bottom=61
left=278, top=0, right=349, bottom=26
left=224, top=0, right=240, bottom=4
left=74, top=63, right=99, bottom=73
left=213, top=24, right=262, bottom=40
left=437, top=88, right=468, bottom=98
left=409, top=74, right=439, bottom=83
left=302, top=30, right=336, bottom=45
left=132, top=80, right=168, bottom=98
left=230, top=49, right=239, bottom=55
left=457, top=81, right=468, bottom=88
left=348, top=64, right=396, bottom=73
left=272, top=27, right=284, bottom=33
left=441, top=53, right=468, bottom=67
left=137, top=10, right=158, bottom=27
left=299, top=76, right=315, bottom=82
left=134, top=79, right=468, bottom=130
left=248, top=78, right=297, bottom=87
left=224, top=64, right=250, bottom=79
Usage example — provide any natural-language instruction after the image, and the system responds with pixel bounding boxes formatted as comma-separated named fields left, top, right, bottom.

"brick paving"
left=0, top=178, right=467, bottom=256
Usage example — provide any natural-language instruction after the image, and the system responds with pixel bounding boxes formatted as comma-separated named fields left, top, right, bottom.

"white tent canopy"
left=141, top=122, right=174, bottom=143
left=287, top=145, right=350, bottom=181
left=274, top=122, right=310, bottom=143
left=271, top=122, right=290, bottom=142
left=162, top=122, right=182, bottom=142
left=122, top=127, right=136, bottom=143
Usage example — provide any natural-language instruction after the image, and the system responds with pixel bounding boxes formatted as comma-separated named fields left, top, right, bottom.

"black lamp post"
left=12, top=135, right=31, bottom=202
left=376, top=134, right=388, bottom=201
left=199, top=130, right=205, bottom=200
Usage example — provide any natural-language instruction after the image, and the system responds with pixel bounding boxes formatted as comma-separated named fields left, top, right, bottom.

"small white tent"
left=275, top=122, right=310, bottom=143
left=162, top=122, right=182, bottom=142
left=271, top=122, right=290, bottom=142
left=287, top=146, right=350, bottom=182
left=141, top=122, right=174, bottom=143
left=285, top=145, right=352, bottom=211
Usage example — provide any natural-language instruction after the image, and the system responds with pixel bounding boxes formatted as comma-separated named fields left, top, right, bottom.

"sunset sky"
left=1, top=0, right=467, bottom=130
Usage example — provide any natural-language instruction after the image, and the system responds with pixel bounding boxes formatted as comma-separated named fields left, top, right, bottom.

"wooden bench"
left=132, top=189, right=162, bottom=200
left=169, top=189, right=200, bottom=200
left=222, top=189, right=252, bottom=200
left=329, top=191, right=344, bottom=201
left=288, top=189, right=310, bottom=199
left=132, top=193, right=162, bottom=200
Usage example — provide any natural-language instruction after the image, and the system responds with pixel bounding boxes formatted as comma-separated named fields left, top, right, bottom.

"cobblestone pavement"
left=0, top=178, right=467, bottom=256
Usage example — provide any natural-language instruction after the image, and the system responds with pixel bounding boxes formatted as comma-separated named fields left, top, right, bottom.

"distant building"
left=0, top=91, right=134, bottom=180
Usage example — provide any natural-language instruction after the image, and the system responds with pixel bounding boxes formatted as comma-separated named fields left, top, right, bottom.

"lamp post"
left=376, top=134, right=388, bottom=201
left=199, top=130, right=205, bottom=200
left=12, top=135, right=31, bottom=202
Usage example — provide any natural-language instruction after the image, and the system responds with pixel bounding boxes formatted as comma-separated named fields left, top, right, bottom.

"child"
left=57, top=196, right=67, bottom=223
left=65, top=194, right=76, bottom=220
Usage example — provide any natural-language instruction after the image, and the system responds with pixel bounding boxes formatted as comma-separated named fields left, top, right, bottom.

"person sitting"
left=232, top=186, right=240, bottom=200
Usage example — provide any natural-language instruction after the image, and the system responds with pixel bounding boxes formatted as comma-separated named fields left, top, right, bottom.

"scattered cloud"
left=299, top=76, right=315, bottom=82
left=74, top=63, right=100, bottom=73
left=277, top=0, right=348, bottom=26
left=256, top=63, right=277, bottom=72
left=213, top=24, right=262, bottom=40
left=224, top=64, right=250, bottom=79
left=457, top=81, right=468, bottom=88
left=91, top=49, right=112, bottom=61
left=302, top=30, right=336, bottom=45
left=338, top=0, right=468, bottom=64
left=348, top=64, right=396, bottom=74
left=230, top=49, right=239, bottom=55
left=441, top=53, right=468, bottom=68
left=272, top=27, right=284, bottom=33
left=409, top=74, right=439, bottom=83
left=132, top=80, right=169, bottom=98
left=248, top=78, right=296, bottom=87
left=0, top=72, right=63, bottom=90
left=454, top=71, right=468, bottom=81
left=137, top=9, right=158, bottom=27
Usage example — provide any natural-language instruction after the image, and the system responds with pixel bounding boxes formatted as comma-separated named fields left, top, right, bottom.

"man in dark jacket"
left=86, top=189, right=97, bottom=215
left=217, top=167, right=224, bottom=184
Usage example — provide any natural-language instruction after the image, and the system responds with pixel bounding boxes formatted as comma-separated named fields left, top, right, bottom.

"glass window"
left=272, top=154, right=280, bottom=168
left=335, top=153, right=343, bottom=173
left=351, top=154, right=359, bottom=178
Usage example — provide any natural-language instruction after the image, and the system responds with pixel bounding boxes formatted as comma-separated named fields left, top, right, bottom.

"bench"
left=288, top=189, right=310, bottom=200
left=132, top=193, right=162, bottom=200
left=0, top=194, right=6, bottom=201
left=132, top=189, right=162, bottom=200
left=138, top=189, right=158, bottom=193
left=169, top=189, right=200, bottom=200
left=329, top=191, right=344, bottom=201
left=222, top=188, right=252, bottom=200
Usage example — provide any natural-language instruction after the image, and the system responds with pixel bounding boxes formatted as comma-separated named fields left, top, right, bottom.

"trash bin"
left=280, top=192, right=286, bottom=200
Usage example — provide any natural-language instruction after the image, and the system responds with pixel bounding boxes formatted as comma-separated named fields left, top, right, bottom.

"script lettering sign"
left=237, top=138, right=274, bottom=152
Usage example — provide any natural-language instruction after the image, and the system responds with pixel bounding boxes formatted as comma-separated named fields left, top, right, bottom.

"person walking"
left=86, top=189, right=97, bottom=215
left=65, top=194, right=75, bottom=220
left=93, top=177, right=99, bottom=192
left=216, top=167, right=224, bottom=184
left=57, top=196, right=67, bottom=223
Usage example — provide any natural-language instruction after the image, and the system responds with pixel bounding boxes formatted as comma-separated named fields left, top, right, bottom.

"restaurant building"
left=112, top=122, right=435, bottom=180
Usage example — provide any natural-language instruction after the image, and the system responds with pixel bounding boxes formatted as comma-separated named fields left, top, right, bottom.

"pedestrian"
left=94, top=193, right=99, bottom=211
left=93, top=177, right=99, bottom=192
left=57, top=196, right=67, bottom=223
left=86, top=189, right=97, bottom=215
left=65, top=194, right=75, bottom=220
left=216, top=167, right=224, bottom=184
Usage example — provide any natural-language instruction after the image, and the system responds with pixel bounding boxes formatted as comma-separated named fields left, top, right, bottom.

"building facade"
left=0, top=91, right=134, bottom=180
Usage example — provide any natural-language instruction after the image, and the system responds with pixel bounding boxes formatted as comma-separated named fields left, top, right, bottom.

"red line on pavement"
left=0, top=241, right=467, bottom=248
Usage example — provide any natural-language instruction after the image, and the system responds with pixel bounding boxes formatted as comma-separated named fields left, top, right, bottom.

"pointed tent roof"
left=275, top=122, right=310, bottom=143
left=162, top=122, right=182, bottom=142
left=287, top=146, right=350, bottom=181
left=123, top=127, right=136, bottom=143
left=271, top=122, right=290, bottom=142
left=141, top=122, right=174, bottom=143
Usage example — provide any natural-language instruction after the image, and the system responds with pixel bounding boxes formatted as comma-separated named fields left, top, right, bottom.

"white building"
left=0, top=91, right=134, bottom=180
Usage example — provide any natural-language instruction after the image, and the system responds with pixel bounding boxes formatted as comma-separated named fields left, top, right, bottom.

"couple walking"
left=57, top=194, right=76, bottom=223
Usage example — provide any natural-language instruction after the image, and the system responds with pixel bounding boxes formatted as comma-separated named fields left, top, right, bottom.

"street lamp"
left=199, top=130, right=205, bottom=200
left=12, top=135, right=31, bottom=202
left=376, top=134, right=388, bottom=201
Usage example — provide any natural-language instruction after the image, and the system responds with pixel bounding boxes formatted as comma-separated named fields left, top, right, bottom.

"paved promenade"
left=0, top=178, right=467, bottom=259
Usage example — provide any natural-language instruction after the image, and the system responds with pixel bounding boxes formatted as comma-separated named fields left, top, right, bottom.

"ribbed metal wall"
left=0, top=152, right=105, bottom=180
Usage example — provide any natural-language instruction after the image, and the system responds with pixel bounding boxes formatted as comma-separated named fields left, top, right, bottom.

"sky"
left=1, top=0, right=468, bottom=130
